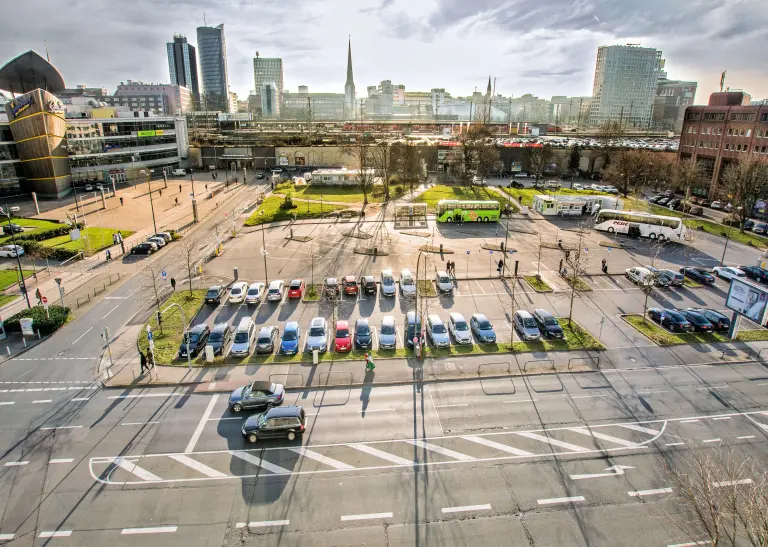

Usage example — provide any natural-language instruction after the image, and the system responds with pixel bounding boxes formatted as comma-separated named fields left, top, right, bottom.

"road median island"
left=523, top=275, right=553, bottom=293
left=244, top=196, right=347, bottom=226
left=620, top=313, right=768, bottom=345
left=3, top=304, right=71, bottom=336
left=136, top=289, right=206, bottom=364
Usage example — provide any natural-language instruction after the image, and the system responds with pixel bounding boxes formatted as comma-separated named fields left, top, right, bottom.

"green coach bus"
left=435, top=200, right=501, bottom=223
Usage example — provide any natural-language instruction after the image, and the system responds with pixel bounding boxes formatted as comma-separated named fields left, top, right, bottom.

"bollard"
left=440, top=243, right=443, bottom=253
left=23, top=338, right=27, bottom=348
left=373, top=247, right=378, bottom=256
left=37, top=329, right=41, bottom=340
left=290, top=228, right=294, bottom=239
left=5, top=346, right=9, bottom=356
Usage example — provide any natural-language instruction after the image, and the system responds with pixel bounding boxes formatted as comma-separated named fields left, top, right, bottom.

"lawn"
left=502, top=187, right=610, bottom=208
left=245, top=196, right=347, bottom=226
left=273, top=182, right=387, bottom=204
left=0, top=294, right=17, bottom=307
left=523, top=275, right=552, bottom=292
left=415, top=185, right=512, bottom=211
left=620, top=313, right=768, bottom=345
left=0, top=218, right=62, bottom=244
left=563, top=276, right=592, bottom=291
left=43, top=227, right=135, bottom=255
left=302, top=284, right=322, bottom=302
left=0, top=269, right=34, bottom=291
left=625, top=197, right=768, bottom=249
left=417, top=280, right=437, bottom=297
left=136, top=290, right=206, bottom=364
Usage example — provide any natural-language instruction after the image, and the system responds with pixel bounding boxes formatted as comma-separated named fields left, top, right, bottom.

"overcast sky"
left=1, top=0, right=766, bottom=102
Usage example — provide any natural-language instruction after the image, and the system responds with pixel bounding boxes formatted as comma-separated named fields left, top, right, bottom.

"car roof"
left=401, top=268, right=412, bottom=275
left=362, top=275, right=375, bottom=281
left=336, top=320, right=349, bottom=329
left=449, top=312, right=465, bottom=321
left=189, top=323, right=208, bottom=333
left=428, top=314, right=443, bottom=323
left=382, top=269, right=392, bottom=275
left=285, top=321, right=299, bottom=331
left=257, top=326, right=274, bottom=335
left=534, top=309, right=553, bottom=317
left=355, top=317, right=369, bottom=326
left=436, top=270, right=449, bottom=277
left=208, top=285, right=221, bottom=290
left=211, top=323, right=230, bottom=333
left=289, top=279, right=302, bottom=285
left=515, top=310, right=533, bottom=318
left=248, top=282, right=263, bottom=288
left=310, top=317, right=325, bottom=327
left=472, top=313, right=489, bottom=322
left=265, top=405, right=303, bottom=418
left=382, top=315, right=395, bottom=325
left=268, top=280, right=283, bottom=288
left=344, top=275, right=355, bottom=281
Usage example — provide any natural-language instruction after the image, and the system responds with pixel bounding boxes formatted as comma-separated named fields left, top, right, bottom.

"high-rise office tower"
left=588, top=44, right=665, bottom=129
left=253, top=53, right=283, bottom=116
left=167, top=35, right=200, bottom=107
left=196, top=24, right=230, bottom=112
left=344, top=38, right=355, bottom=119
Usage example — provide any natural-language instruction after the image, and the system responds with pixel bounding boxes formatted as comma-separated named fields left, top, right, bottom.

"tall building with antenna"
left=344, top=38, right=355, bottom=119
left=196, top=23, right=230, bottom=112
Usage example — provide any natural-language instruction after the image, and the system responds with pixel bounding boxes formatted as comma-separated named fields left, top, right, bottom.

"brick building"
left=678, top=91, right=768, bottom=198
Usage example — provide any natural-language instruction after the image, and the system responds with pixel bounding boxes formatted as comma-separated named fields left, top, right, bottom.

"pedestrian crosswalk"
left=90, top=420, right=662, bottom=485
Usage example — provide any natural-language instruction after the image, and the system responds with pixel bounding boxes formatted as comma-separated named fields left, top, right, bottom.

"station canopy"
left=0, top=50, right=65, bottom=94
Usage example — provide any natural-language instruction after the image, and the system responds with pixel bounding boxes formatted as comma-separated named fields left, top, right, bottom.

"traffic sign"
left=161, top=270, right=167, bottom=279
left=41, top=296, right=48, bottom=304
left=466, top=250, right=470, bottom=255
left=489, top=250, right=493, bottom=254
left=54, top=277, right=62, bottom=286
left=147, top=331, right=154, bottom=341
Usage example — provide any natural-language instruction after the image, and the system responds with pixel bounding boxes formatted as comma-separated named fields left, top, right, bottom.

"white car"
left=147, top=236, right=166, bottom=248
left=0, top=245, right=23, bottom=258
left=447, top=312, right=473, bottom=344
left=228, top=281, right=249, bottom=304
left=305, top=317, right=328, bottom=352
left=435, top=270, right=453, bottom=294
left=625, top=267, right=653, bottom=285
left=712, top=266, right=745, bottom=281
left=245, top=282, right=265, bottom=304
left=266, top=280, right=285, bottom=302
left=573, top=183, right=584, bottom=191
left=381, top=269, right=397, bottom=297
left=399, top=268, right=417, bottom=297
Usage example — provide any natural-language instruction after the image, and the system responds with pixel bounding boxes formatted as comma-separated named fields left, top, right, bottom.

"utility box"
left=205, top=345, right=214, bottom=363
left=313, top=349, right=319, bottom=365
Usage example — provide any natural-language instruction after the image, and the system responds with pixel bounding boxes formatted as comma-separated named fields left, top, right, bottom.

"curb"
left=0, top=334, right=49, bottom=365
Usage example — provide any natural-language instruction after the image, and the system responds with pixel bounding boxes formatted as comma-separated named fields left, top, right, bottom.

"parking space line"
left=737, top=435, right=755, bottom=440
left=49, top=459, right=74, bottom=464
left=713, top=479, right=752, bottom=487
left=665, top=443, right=685, bottom=447
left=228, top=450, right=291, bottom=474
left=406, top=440, right=475, bottom=461
left=168, top=454, right=228, bottom=478
left=33, top=400, right=52, bottom=404
left=290, top=447, right=355, bottom=470
left=538, top=496, right=585, bottom=505
left=122, top=526, right=177, bottom=535
left=341, top=512, right=393, bottom=521
left=474, top=281, right=486, bottom=294
left=514, top=431, right=590, bottom=452
left=463, top=435, right=534, bottom=456
left=702, top=438, right=721, bottom=443
left=441, top=504, right=491, bottom=514
left=619, top=424, right=661, bottom=435
left=396, top=326, right=402, bottom=348
left=0, top=534, right=13, bottom=540
left=4, top=461, right=28, bottom=467
left=433, top=403, right=469, bottom=408
left=628, top=487, right=673, bottom=497
left=350, top=444, right=414, bottom=466
left=185, top=394, right=219, bottom=453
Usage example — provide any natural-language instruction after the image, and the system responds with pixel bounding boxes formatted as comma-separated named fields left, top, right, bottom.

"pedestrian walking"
left=112, top=233, right=117, bottom=245
left=105, top=249, right=111, bottom=261
left=601, top=258, right=608, bottom=274
left=159, top=189, right=162, bottom=197
left=140, top=351, right=149, bottom=375
left=170, top=277, right=176, bottom=291
left=179, top=184, right=182, bottom=193
left=205, top=184, right=208, bottom=191
left=497, top=258, right=504, bottom=275
left=119, top=196, right=124, bottom=206
left=364, top=353, right=375, bottom=371
left=175, top=197, right=178, bottom=206
left=35, top=287, right=42, bottom=306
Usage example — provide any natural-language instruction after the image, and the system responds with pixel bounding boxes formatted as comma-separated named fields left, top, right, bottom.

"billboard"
left=726, top=277, right=768, bottom=325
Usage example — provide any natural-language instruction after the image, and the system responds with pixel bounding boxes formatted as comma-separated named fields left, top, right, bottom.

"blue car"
left=280, top=321, right=301, bottom=355
left=470, top=313, right=496, bottom=343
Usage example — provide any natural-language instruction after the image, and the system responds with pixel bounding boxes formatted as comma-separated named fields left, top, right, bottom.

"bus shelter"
left=394, top=203, right=428, bottom=229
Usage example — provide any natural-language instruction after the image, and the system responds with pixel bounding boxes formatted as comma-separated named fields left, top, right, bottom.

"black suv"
left=207, top=323, right=232, bottom=355
left=359, top=275, right=377, bottom=295
left=130, top=242, right=155, bottom=255
left=178, top=323, right=211, bottom=358
left=532, top=309, right=564, bottom=339
left=354, top=317, right=372, bottom=349
left=2, top=224, right=22, bottom=235
left=205, top=285, right=226, bottom=305
left=241, top=405, right=306, bottom=443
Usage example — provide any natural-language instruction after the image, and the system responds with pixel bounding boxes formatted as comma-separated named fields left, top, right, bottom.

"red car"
left=343, top=275, right=358, bottom=296
left=334, top=320, right=352, bottom=352
left=287, top=279, right=305, bottom=298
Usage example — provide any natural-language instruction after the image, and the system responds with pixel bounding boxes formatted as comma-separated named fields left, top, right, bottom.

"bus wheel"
left=649, top=233, right=657, bottom=240
left=476, top=218, right=482, bottom=222
left=446, top=218, right=453, bottom=223
left=658, top=234, right=666, bottom=242
left=483, top=217, right=489, bottom=222
left=607, top=227, right=615, bottom=233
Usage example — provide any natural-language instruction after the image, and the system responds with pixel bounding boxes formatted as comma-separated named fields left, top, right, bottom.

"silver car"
left=381, top=269, right=397, bottom=297
left=448, top=312, right=473, bottom=344
left=426, top=315, right=451, bottom=348
left=435, top=270, right=453, bottom=294
left=378, top=315, right=397, bottom=349
left=305, top=317, right=328, bottom=352
left=513, top=310, right=541, bottom=341
left=399, top=268, right=416, bottom=297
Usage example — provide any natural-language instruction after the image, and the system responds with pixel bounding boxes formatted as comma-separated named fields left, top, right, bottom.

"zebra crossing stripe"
left=514, top=431, right=589, bottom=452
left=227, top=450, right=290, bottom=474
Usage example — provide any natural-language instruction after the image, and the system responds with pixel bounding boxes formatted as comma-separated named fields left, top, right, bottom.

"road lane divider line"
left=667, top=542, right=708, bottom=547
left=503, top=398, right=537, bottom=404
left=737, top=435, right=755, bottom=440
left=463, top=435, right=534, bottom=456
left=537, top=496, right=585, bottom=505
left=433, top=403, right=469, bottom=408
left=697, top=385, right=728, bottom=390
left=49, top=459, right=74, bottom=464
left=111, top=457, right=162, bottom=481
left=441, top=504, right=491, bottom=514
left=102, top=304, right=120, bottom=319
left=108, top=393, right=185, bottom=399
left=4, top=461, right=28, bottom=467
left=703, top=438, right=721, bottom=443
left=350, top=444, right=415, bottom=466
left=713, top=479, right=752, bottom=487
left=289, top=447, right=355, bottom=470
left=121, top=526, right=177, bottom=535
left=681, top=420, right=700, bottom=424
left=168, top=454, right=227, bottom=478
left=228, top=450, right=291, bottom=474
left=406, top=440, right=475, bottom=461
left=570, top=394, right=608, bottom=399
left=71, top=398, right=90, bottom=401
left=341, top=512, right=393, bottom=521
left=185, top=394, right=219, bottom=453
left=514, top=431, right=589, bottom=452
left=39, top=531, right=72, bottom=538
left=0, top=533, right=13, bottom=540
left=0, top=402, right=14, bottom=406
left=569, top=428, right=642, bottom=449
left=712, top=417, right=731, bottom=421
left=121, top=421, right=160, bottom=426
left=361, top=408, right=395, bottom=413
left=628, top=487, right=673, bottom=497
left=618, top=423, right=661, bottom=435
left=71, top=326, right=93, bottom=345
left=40, top=426, right=83, bottom=431
left=238, top=520, right=290, bottom=528
left=665, top=443, right=685, bottom=447
left=32, top=400, right=52, bottom=404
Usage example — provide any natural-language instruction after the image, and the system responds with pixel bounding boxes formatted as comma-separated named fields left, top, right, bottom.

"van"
left=405, top=311, right=422, bottom=348
left=230, top=318, right=256, bottom=357
left=625, top=266, right=654, bottom=286
left=173, top=168, right=187, bottom=176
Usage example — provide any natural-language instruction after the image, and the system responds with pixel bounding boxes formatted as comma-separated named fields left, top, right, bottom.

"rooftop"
left=0, top=50, right=65, bottom=94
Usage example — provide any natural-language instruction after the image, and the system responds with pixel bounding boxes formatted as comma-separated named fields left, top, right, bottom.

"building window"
left=746, top=129, right=752, bottom=137
left=727, top=128, right=733, bottom=135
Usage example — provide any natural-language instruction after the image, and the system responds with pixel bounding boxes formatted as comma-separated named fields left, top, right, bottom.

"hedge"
left=4, top=305, right=70, bottom=335
left=12, top=223, right=84, bottom=243
left=19, top=241, right=81, bottom=261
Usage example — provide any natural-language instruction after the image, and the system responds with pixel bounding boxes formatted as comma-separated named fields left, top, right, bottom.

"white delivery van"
left=172, top=168, right=187, bottom=176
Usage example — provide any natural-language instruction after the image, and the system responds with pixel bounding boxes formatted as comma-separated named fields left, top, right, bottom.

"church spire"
left=346, top=36, right=354, bottom=87
left=486, top=75, right=492, bottom=96
left=344, top=36, right=356, bottom=119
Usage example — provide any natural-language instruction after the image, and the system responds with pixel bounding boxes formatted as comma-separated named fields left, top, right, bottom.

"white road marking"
left=667, top=542, right=708, bottom=547
left=463, top=435, right=534, bottom=456
left=713, top=479, right=752, bottom=487
left=4, top=461, right=27, bottom=467
left=569, top=428, right=641, bottom=448
left=703, top=438, right=722, bottom=443
left=0, top=402, right=14, bottom=406
left=737, top=435, right=756, bottom=440
left=474, top=280, right=486, bottom=294
left=40, top=426, right=82, bottom=431
left=185, top=393, right=219, bottom=454
left=0, top=533, right=13, bottom=540
left=71, top=397, right=90, bottom=401
left=208, top=382, right=217, bottom=391
left=362, top=408, right=395, bottom=413
left=712, top=417, right=732, bottom=421
left=121, top=421, right=160, bottom=426
left=538, top=496, right=585, bottom=505
left=49, top=459, right=74, bottom=464
left=441, top=504, right=491, bottom=514
left=697, top=385, right=728, bottom=390
left=240, top=520, right=289, bottom=528
left=514, top=431, right=589, bottom=452
left=71, top=326, right=93, bottom=345
left=111, top=457, right=162, bottom=481
left=571, top=394, right=609, bottom=399
left=168, top=454, right=227, bottom=478
left=108, top=393, right=185, bottom=399
left=350, top=444, right=414, bottom=466
left=407, top=439, right=475, bottom=461
left=39, top=531, right=72, bottom=538
left=628, top=487, right=673, bottom=497
left=228, top=450, right=291, bottom=474
left=101, top=304, right=120, bottom=319
left=503, top=398, right=537, bottom=404
left=341, top=512, right=393, bottom=521
left=122, top=526, right=177, bottom=535
left=290, top=447, right=356, bottom=470
left=666, top=443, right=685, bottom=447
left=32, top=400, right=52, bottom=404
left=680, top=420, right=700, bottom=424
left=433, top=403, right=469, bottom=408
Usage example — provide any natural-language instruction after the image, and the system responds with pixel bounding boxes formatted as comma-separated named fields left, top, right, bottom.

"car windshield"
left=478, top=320, right=492, bottom=330
left=345, top=280, right=356, bottom=286
left=234, top=332, right=249, bottom=343
left=188, top=333, right=200, bottom=344
left=208, top=332, right=222, bottom=342
left=257, top=335, right=271, bottom=344
left=309, top=326, right=325, bottom=336
left=356, top=324, right=370, bottom=335
left=257, top=413, right=268, bottom=426
left=455, top=320, right=468, bottom=331
left=543, top=317, right=558, bottom=326
left=523, top=318, right=537, bottom=328
left=290, top=283, right=301, bottom=289
left=336, top=329, right=349, bottom=338
left=382, top=275, right=394, bottom=285
left=206, top=289, right=218, bottom=297
left=381, top=323, right=395, bottom=335
left=431, top=323, right=447, bottom=334
left=667, top=312, right=685, bottom=321
left=247, top=288, right=259, bottom=295
left=283, top=330, right=297, bottom=341
left=230, top=288, right=241, bottom=295
left=438, top=276, right=450, bottom=284
left=402, top=276, right=414, bottom=286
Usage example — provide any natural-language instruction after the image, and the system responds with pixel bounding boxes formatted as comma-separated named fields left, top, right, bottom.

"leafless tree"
left=674, top=157, right=707, bottom=213
left=369, top=141, right=395, bottom=200
left=562, top=227, right=591, bottom=325
left=141, top=262, right=166, bottom=334
left=523, top=143, right=555, bottom=185
left=342, top=140, right=376, bottom=206
left=601, top=149, right=660, bottom=196
left=722, top=154, right=768, bottom=232
left=179, top=235, right=197, bottom=296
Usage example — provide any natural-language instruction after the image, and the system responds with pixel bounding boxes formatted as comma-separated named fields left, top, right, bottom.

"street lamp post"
left=1, top=205, right=31, bottom=309
left=260, top=211, right=269, bottom=285
left=146, top=172, right=158, bottom=234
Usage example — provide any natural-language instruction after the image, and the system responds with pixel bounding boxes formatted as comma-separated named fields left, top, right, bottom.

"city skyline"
left=0, top=0, right=766, bottom=101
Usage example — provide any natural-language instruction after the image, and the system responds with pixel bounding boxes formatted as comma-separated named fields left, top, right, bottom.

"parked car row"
left=130, top=231, right=173, bottom=255
left=646, top=195, right=703, bottom=216
left=647, top=307, right=731, bottom=333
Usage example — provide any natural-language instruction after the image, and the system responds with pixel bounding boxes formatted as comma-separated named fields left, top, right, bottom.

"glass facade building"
left=167, top=35, right=200, bottom=108
left=196, top=25, right=230, bottom=112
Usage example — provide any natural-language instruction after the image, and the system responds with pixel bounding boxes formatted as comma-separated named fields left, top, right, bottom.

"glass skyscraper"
left=167, top=35, right=200, bottom=107
left=196, top=24, right=230, bottom=112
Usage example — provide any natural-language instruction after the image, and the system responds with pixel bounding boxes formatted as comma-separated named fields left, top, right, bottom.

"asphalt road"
left=0, top=360, right=766, bottom=545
